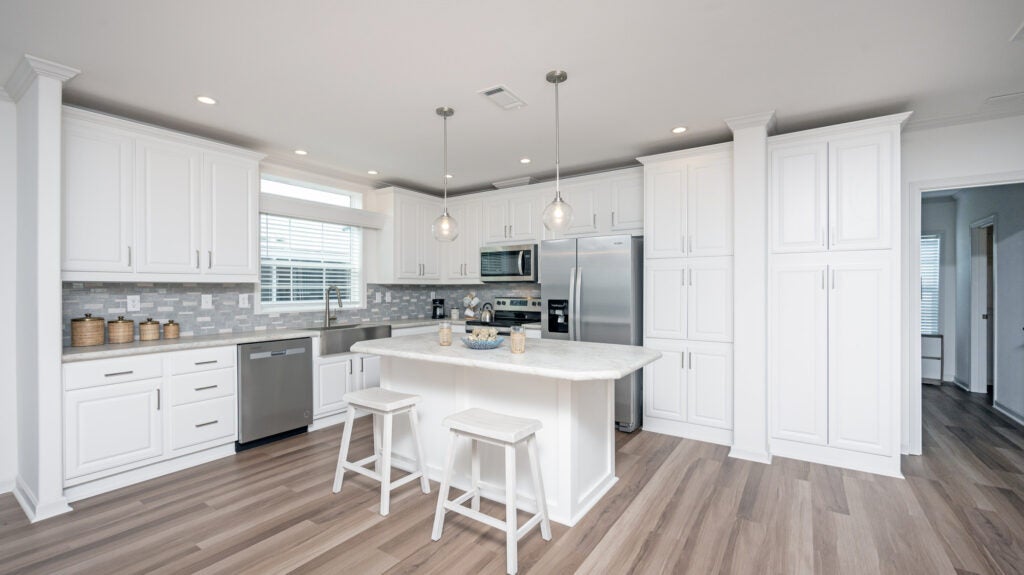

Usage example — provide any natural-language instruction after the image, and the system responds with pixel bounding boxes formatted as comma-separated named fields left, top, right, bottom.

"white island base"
left=380, top=357, right=615, bottom=527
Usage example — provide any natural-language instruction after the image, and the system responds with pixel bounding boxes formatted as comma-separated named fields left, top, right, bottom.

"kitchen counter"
left=352, top=334, right=659, bottom=381
left=61, top=318, right=463, bottom=363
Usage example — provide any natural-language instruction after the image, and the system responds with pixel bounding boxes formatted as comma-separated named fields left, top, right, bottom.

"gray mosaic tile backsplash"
left=62, top=282, right=540, bottom=346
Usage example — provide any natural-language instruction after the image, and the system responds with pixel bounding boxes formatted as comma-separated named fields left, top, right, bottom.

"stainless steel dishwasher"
left=236, top=337, right=313, bottom=450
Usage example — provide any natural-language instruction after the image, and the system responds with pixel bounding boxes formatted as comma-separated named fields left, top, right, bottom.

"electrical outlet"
left=375, top=292, right=382, bottom=304
left=238, top=293, right=250, bottom=308
left=201, top=294, right=213, bottom=309
left=126, top=295, right=141, bottom=312
left=430, top=291, right=436, bottom=299
left=385, top=290, right=392, bottom=303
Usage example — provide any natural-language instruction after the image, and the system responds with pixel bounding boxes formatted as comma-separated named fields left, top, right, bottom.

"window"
left=260, top=213, right=363, bottom=308
left=920, top=234, right=941, bottom=334
left=261, top=178, right=353, bottom=208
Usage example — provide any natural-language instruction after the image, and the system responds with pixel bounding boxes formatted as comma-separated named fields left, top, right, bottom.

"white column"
left=725, top=111, right=775, bottom=464
left=5, top=54, right=79, bottom=522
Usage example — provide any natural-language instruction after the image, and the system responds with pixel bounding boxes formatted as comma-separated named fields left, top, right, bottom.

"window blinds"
left=260, top=213, right=362, bottom=306
left=920, top=234, right=941, bottom=335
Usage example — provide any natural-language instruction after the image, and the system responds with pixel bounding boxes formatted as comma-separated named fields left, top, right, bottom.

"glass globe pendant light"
left=432, top=106, right=459, bottom=242
left=542, top=70, right=573, bottom=233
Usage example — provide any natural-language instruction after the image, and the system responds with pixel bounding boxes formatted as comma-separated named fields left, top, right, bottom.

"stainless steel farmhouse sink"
left=306, top=323, right=392, bottom=356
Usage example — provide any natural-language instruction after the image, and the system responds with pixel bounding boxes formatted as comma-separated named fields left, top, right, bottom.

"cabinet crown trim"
left=724, top=110, right=777, bottom=133
left=768, top=112, right=913, bottom=145
left=637, top=142, right=734, bottom=165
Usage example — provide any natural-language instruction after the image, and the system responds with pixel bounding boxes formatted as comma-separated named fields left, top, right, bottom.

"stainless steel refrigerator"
left=540, top=235, right=644, bottom=431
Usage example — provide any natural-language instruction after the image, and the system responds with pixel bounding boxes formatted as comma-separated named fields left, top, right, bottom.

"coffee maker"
left=431, top=298, right=446, bottom=319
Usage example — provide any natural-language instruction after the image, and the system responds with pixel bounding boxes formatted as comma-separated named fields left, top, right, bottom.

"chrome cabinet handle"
left=208, top=250, right=212, bottom=269
left=348, top=360, right=353, bottom=375
left=194, top=385, right=218, bottom=391
left=127, top=245, right=132, bottom=267
left=681, top=352, right=685, bottom=369
left=611, top=211, right=616, bottom=227
left=196, top=250, right=200, bottom=269
left=821, top=269, right=825, bottom=290
left=688, top=268, right=692, bottom=286
left=360, top=357, right=365, bottom=372
left=156, top=389, right=161, bottom=410
left=831, top=269, right=836, bottom=290
left=592, top=213, right=597, bottom=228
left=689, top=352, right=693, bottom=370
left=104, top=370, right=134, bottom=377
left=195, top=420, right=218, bottom=428
left=194, top=360, right=218, bottom=366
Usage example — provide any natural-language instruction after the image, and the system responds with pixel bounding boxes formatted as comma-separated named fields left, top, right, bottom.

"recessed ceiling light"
left=446, top=174, right=454, bottom=179
left=294, top=149, right=308, bottom=156
left=196, top=96, right=217, bottom=105
left=671, top=126, right=687, bottom=134
left=367, top=170, right=379, bottom=175
left=519, top=157, right=531, bottom=164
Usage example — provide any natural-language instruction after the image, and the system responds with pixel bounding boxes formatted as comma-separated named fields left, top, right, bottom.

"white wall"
left=952, top=184, right=1024, bottom=422
left=920, top=197, right=956, bottom=381
left=0, top=96, right=17, bottom=493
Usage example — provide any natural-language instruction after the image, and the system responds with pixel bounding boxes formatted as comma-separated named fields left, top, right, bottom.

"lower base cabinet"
left=313, top=352, right=381, bottom=419
left=642, top=339, right=734, bottom=435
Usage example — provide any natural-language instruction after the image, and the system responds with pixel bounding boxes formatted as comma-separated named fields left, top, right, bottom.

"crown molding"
left=724, top=110, right=777, bottom=134
left=4, top=54, right=80, bottom=102
left=0, top=88, right=10, bottom=103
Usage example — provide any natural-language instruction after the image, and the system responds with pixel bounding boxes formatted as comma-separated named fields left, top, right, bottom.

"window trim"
left=920, top=231, right=943, bottom=335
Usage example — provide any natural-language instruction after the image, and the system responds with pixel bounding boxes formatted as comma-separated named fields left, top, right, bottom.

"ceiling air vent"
left=479, top=85, right=527, bottom=110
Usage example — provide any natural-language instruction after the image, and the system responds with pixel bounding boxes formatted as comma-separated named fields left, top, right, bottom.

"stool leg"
left=372, top=413, right=382, bottom=474
left=471, top=439, right=481, bottom=511
left=504, top=444, right=518, bottom=575
left=431, top=433, right=457, bottom=541
left=332, top=406, right=357, bottom=493
left=379, top=412, right=394, bottom=516
left=527, top=436, right=552, bottom=541
left=408, top=406, right=431, bottom=494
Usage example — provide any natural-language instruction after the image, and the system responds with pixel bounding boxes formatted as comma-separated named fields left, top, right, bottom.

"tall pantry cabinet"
left=768, top=113, right=908, bottom=476
left=639, top=143, right=735, bottom=445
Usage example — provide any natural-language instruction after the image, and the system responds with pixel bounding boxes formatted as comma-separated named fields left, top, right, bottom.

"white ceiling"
left=1, top=0, right=1023, bottom=195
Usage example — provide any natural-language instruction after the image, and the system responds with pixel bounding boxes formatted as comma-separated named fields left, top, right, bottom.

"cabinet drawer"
left=169, top=368, right=235, bottom=406
left=170, top=396, right=236, bottom=451
left=170, top=346, right=236, bottom=375
left=64, top=355, right=163, bottom=391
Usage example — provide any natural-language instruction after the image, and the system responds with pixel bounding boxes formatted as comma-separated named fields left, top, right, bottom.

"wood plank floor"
left=2, top=384, right=1024, bottom=574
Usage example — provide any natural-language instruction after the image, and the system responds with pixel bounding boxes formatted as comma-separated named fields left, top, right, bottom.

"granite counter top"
left=351, top=333, right=660, bottom=381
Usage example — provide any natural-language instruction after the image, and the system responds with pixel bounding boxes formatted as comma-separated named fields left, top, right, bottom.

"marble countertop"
left=351, top=333, right=660, bottom=381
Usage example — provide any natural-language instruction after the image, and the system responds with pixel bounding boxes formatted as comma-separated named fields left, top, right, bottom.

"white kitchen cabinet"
left=769, top=141, right=828, bottom=254
left=64, top=378, right=163, bottom=481
left=315, top=354, right=354, bottom=417
left=443, top=199, right=481, bottom=281
left=374, top=188, right=442, bottom=283
left=827, top=254, right=892, bottom=455
left=555, top=181, right=601, bottom=236
left=358, top=354, right=380, bottom=389
left=480, top=192, right=540, bottom=244
left=62, top=119, right=135, bottom=273
left=481, top=196, right=510, bottom=243
left=686, top=342, right=733, bottom=430
left=829, top=132, right=892, bottom=251
left=169, top=395, right=236, bottom=452
left=644, top=257, right=733, bottom=342
left=770, top=257, right=829, bottom=446
left=643, top=349, right=686, bottom=422
left=609, top=175, right=644, bottom=232
left=641, top=146, right=733, bottom=259
left=134, top=137, right=203, bottom=274
left=542, top=168, right=645, bottom=239
left=203, top=152, right=259, bottom=276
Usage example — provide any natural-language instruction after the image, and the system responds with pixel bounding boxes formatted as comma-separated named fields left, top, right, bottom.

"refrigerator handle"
left=574, top=266, right=583, bottom=340
left=568, top=267, right=577, bottom=341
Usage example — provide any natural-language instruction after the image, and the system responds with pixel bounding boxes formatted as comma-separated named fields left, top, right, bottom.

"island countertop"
left=351, top=333, right=661, bottom=381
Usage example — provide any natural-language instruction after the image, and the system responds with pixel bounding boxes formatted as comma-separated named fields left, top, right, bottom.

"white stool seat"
left=345, top=388, right=420, bottom=412
left=442, top=408, right=542, bottom=444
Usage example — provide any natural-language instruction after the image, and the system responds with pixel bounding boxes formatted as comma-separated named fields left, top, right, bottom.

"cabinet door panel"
left=360, top=355, right=381, bottom=390
left=829, top=133, right=891, bottom=250
left=481, top=198, right=509, bottom=243
left=644, top=259, right=686, bottom=339
left=687, top=156, right=733, bottom=256
left=419, top=200, right=442, bottom=279
left=828, top=257, right=892, bottom=455
left=62, top=123, right=134, bottom=272
left=65, top=379, right=162, bottom=480
left=770, top=260, right=828, bottom=445
left=644, top=163, right=686, bottom=258
left=687, top=343, right=733, bottom=429
left=460, top=201, right=482, bottom=278
left=205, top=154, right=258, bottom=276
left=395, top=197, right=422, bottom=279
left=508, top=194, right=540, bottom=241
left=609, top=176, right=644, bottom=232
left=135, top=139, right=202, bottom=273
left=556, top=182, right=601, bottom=236
left=687, top=257, right=733, bottom=342
left=770, top=142, right=827, bottom=254
left=644, top=350, right=686, bottom=421
left=316, top=358, right=351, bottom=416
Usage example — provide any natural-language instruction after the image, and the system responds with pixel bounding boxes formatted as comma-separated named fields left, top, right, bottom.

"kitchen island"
left=350, top=334, right=660, bottom=526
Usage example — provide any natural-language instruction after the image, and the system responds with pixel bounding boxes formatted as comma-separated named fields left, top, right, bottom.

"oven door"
left=480, top=244, right=537, bottom=282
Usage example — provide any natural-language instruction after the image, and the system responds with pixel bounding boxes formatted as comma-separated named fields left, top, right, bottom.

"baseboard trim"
left=953, top=377, right=970, bottom=391
left=728, top=447, right=772, bottom=465
left=994, top=401, right=1024, bottom=428
left=770, top=438, right=903, bottom=478
left=13, top=476, right=72, bottom=523
left=642, top=418, right=733, bottom=446
left=0, top=476, right=13, bottom=494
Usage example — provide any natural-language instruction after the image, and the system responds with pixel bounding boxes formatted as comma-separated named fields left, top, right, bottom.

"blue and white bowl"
left=461, top=336, right=504, bottom=350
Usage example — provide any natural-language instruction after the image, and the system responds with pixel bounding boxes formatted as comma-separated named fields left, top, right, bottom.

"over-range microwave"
left=480, top=244, right=537, bottom=282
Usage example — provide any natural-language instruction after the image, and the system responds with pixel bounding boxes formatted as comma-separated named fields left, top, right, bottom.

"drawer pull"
left=104, top=370, right=134, bottom=377
left=194, top=385, right=218, bottom=392
left=194, top=360, right=219, bottom=366
left=195, top=420, right=219, bottom=428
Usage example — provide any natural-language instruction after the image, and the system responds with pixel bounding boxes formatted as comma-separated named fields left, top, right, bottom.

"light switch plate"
left=201, top=294, right=213, bottom=309
left=385, top=290, right=392, bottom=303
left=238, top=293, right=250, bottom=308
left=126, top=295, right=141, bottom=312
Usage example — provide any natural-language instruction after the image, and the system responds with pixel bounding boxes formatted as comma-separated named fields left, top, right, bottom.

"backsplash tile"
left=62, top=282, right=540, bottom=346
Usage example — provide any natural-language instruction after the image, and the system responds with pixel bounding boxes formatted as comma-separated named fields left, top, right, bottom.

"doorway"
left=969, top=216, right=996, bottom=402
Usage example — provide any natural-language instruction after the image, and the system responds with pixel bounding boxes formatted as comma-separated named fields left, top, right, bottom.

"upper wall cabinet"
left=542, top=168, right=644, bottom=239
left=640, top=146, right=733, bottom=259
left=62, top=108, right=264, bottom=282
left=769, top=126, right=895, bottom=254
left=481, top=191, right=541, bottom=244
left=443, top=198, right=482, bottom=282
left=371, top=187, right=443, bottom=284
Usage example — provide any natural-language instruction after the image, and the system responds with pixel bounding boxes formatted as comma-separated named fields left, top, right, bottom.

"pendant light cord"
left=443, top=114, right=448, bottom=212
left=554, top=80, right=561, bottom=201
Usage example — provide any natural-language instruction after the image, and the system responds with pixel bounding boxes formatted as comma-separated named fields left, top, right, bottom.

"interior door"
left=686, top=257, right=734, bottom=342
left=769, top=257, right=829, bottom=445
left=827, top=254, right=892, bottom=455
left=686, top=342, right=733, bottom=429
left=204, top=153, right=258, bottom=276
left=644, top=258, right=687, bottom=340
left=135, top=138, right=202, bottom=273
left=828, top=131, right=891, bottom=251
left=643, top=161, right=687, bottom=258
left=687, top=154, right=733, bottom=256
left=770, top=141, right=828, bottom=254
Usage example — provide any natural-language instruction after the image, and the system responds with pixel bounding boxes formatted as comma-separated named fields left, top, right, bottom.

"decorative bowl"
left=461, top=336, right=504, bottom=350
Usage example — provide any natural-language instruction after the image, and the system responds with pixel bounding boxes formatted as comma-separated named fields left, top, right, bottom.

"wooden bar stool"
left=332, top=388, right=430, bottom=516
left=431, top=408, right=552, bottom=575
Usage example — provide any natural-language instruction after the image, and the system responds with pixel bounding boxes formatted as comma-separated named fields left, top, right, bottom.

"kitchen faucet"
left=324, top=285, right=345, bottom=327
